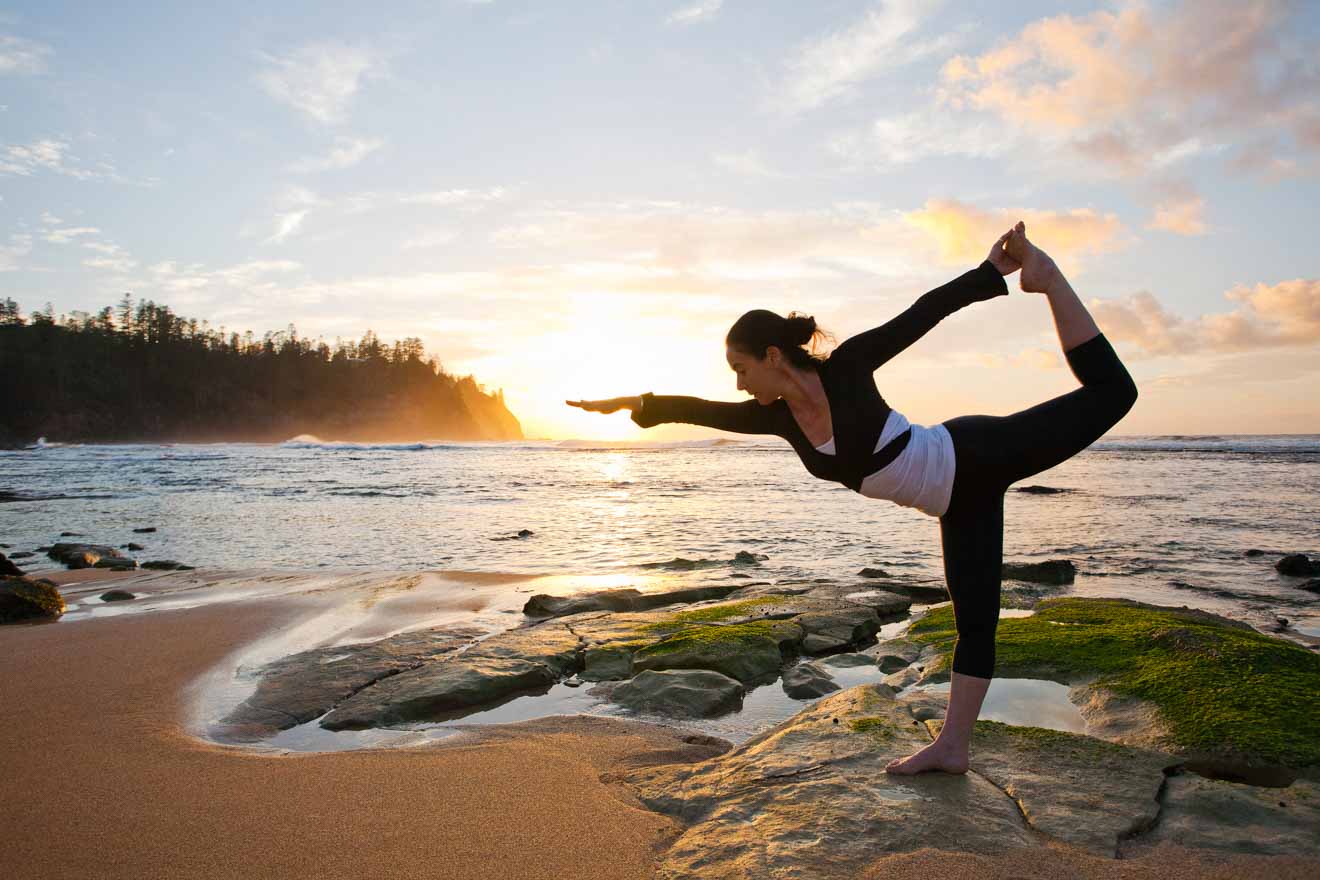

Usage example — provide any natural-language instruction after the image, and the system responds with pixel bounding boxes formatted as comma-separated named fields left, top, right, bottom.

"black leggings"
left=937, top=333, right=1138, bottom=679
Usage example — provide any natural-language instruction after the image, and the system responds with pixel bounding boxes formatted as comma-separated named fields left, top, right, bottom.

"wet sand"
left=0, top=581, right=707, bottom=880
left=3, top=571, right=1318, bottom=879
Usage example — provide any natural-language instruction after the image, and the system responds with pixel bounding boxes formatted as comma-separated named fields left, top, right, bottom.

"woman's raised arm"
left=832, top=230, right=1018, bottom=373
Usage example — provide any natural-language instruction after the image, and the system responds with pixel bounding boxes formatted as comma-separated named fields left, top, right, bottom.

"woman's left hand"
left=987, top=228, right=1021, bottom=276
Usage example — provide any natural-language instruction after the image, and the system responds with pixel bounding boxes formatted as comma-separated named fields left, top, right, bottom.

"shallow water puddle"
left=904, top=678, right=1086, bottom=734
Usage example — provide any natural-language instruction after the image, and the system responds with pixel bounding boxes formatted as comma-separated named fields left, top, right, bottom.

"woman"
left=566, top=222, right=1138, bottom=775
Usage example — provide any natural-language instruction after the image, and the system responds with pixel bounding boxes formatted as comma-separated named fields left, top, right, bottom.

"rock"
left=463, top=622, right=584, bottom=677
left=99, top=590, right=135, bottom=602
left=1276, top=554, right=1320, bottom=577
left=781, top=662, right=839, bottom=699
left=490, top=528, right=535, bottom=541
left=321, top=657, right=558, bottom=730
left=623, top=685, right=1037, bottom=876
left=632, top=620, right=802, bottom=685
left=59, top=531, right=81, bottom=537
left=821, top=652, right=874, bottom=668
left=932, top=717, right=1176, bottom=857
left=857, top=567, right=891, bottom=578
left=1244, top=549, right=1265, bottom=557
left=796, top=604, right=881, bottom=655
left=141, top=560, right=194, bottom=571
left=46, top=542, right=124, bottom=569
left=1002, top=559, right=1076, bottom=585
left=1120, top=772, right=1320, bottom=858
left=93, top=557, right=137, bottom=570
left=1299, top=579, right=1320, bottom=594
left=874, top=638, right=921, bottom=673
left=122, top=542, right=145, bottom=551
left=882, top=666, right=921, bottom=689
left=1, top=576, right=65, bottom=623
left=906, top=597, right=1320, bottom=768
left=610, top=669, right=745, bottom=718
left=581, top=644, right=634, bottom=681
left=1014, top=485, right=1068, bottom=494
left=132, top=527, right=157, bottom=533
left=8, top=551, right=34, bottom=559
left=0, top=552, right=23, bottom=576
left=522, top=584, right=742, bottom=619
left=732, top=550, right=767, bottom=565
left=216, top=625, right=484, bottom=740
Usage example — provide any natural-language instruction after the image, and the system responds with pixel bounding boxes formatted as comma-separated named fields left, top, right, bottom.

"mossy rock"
left=1, top=576, right=65, bottom=623
left=632, top=619, right=803, bottom=684
left=907, top=596, right=1320, bottom=767
left=637, top=596, right=795, bottom=633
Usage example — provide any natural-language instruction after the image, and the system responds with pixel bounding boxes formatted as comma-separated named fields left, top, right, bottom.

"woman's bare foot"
left=1004, top=221, right=1062, bottom=294
left=884, top=738, right=970, bottom=775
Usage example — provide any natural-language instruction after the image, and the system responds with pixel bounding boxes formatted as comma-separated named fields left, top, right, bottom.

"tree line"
left=0, top=296, right=523, bottom=446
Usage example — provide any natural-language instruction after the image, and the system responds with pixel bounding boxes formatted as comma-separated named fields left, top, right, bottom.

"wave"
left=555, top=437, right=757, bottom=450
left=1091, top=435, right=1320, bottom=455
left=281, top=435, right=470, bottom=452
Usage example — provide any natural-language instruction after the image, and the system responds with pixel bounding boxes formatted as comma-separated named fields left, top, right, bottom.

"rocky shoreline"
left=5, top=554, right=1319, bottom=872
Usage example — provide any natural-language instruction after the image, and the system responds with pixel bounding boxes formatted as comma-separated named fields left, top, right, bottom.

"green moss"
left=638, top=597, right=792, bottom=633
left=848, top=716, right=897, bottom=740
left=972, top=719, right=1134, bottom=755
left=908, top=597, right=1320, bottom=766
left=633, top=620, right=788, bottom=659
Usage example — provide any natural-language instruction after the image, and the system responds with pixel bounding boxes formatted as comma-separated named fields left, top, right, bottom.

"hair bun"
left=784, top=312, right=817, bottom=347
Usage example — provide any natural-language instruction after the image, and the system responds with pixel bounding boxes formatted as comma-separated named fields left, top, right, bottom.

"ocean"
left=3, top=433, right=1318, bottom=642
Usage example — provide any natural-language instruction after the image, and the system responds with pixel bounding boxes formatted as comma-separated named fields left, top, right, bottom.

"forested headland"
left=0, top=297, right=523, bottom=446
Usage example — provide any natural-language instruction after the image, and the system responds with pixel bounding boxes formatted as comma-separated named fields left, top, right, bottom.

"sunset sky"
left=3, top=0, right=1318, bottom=440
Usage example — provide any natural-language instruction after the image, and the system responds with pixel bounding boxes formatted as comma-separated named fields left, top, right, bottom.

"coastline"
left=2, top=570, right=1317, bottom=878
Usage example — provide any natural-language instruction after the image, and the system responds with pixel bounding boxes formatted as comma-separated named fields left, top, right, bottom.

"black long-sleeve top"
left=631, top=260, right=1009, bottom=493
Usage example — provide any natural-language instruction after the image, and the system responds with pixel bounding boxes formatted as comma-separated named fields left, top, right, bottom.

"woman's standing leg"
left=886, top=482, right=1004, bottom=775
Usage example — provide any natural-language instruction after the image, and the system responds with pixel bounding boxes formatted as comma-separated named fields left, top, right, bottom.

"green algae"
left=971, top=719, right=1137, bottom=756
left=848, top=717, right=897, bottom=740
left=634, top=620, right=792, bottom=659
left=638, top=597, right=793, bottom=633
left=909, top=597, right=1320, bottom=767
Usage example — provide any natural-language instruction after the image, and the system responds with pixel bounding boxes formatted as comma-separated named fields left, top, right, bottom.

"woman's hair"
left=726, top=309, right=836, bottom=371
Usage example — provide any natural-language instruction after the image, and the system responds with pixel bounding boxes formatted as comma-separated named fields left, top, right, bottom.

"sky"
left=2, top=0, right=1318, bottom=440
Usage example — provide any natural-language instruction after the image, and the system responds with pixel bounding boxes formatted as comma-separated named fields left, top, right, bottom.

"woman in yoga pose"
left=567, top=221, right=1138, bottom=775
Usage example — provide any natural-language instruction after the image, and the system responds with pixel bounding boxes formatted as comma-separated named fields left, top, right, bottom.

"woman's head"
left=725, top=309, right=834, bottom=404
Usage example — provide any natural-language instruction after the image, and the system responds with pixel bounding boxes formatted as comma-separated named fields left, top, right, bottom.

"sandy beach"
left=2, top=570, right=1318, bottom=879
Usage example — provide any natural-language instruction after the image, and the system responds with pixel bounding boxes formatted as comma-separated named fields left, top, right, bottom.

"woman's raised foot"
left=1005, top=221, right=1062, bottom=295
left=884, top=739, right=969, bottom=775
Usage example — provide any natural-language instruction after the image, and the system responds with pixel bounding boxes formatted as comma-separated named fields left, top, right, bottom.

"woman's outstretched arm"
left=833, top=232, right=1017, bottom=372
left=566, top=394, right=779, bottom=435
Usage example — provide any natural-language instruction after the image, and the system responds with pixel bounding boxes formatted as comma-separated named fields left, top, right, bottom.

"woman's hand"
left=986, top=226, right=1022, bottom=277
left=565, top=396, right=641, bottom=414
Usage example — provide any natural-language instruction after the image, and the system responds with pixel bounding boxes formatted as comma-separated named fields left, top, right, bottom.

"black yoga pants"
left=937, top=332, right=1138, bottom=679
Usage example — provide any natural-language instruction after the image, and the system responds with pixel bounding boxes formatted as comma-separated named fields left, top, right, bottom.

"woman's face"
left=726, top=344, right=781, bottom=405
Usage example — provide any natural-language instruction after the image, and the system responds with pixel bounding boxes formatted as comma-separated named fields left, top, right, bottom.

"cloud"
left=400, top=227, right=458, bottom=250
left=903, top=199, right=1131, bottom=266
left=938, top=0, right=1320, bottom=177
left=1146, top=194, right=1207, bottom=236
left=43, top=225, right=101, bottom=244
left=711, top=150, right=787, bottom=178
left=0, top=33, right=51, bottom=75
left=0, top=137, right=141, bottom=183
left=399, top=186, right=508, bottom=206
left=666, top=1, right=723, bottom=27
left=255, top=42, right=384, bottom=124
left=827, top=106, right=1012, bottom=167
left=777, top=0, right=954, bottom=114
left=0, top=232, right=32, bottom=272
left=289, top=135, right=385, bottom=173
left=1091, top=279, right=1320, bottom=357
